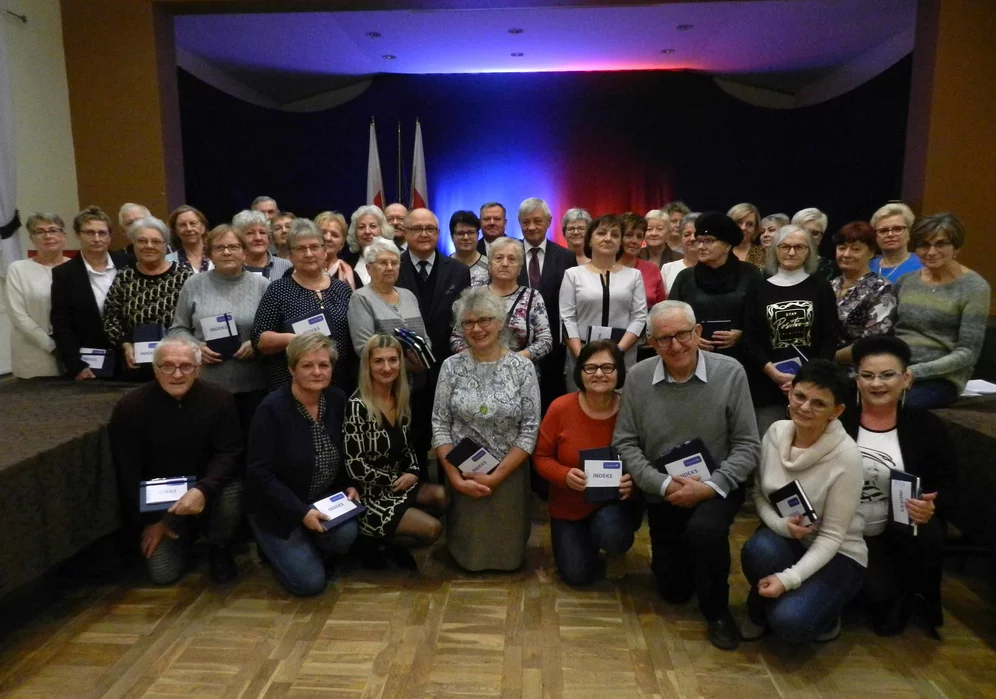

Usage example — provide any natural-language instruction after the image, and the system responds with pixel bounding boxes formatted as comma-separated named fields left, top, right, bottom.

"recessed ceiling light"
left=366, top=32, right=381, bottom=38
left=661, top=49, right=675, bottom=54
left=508, top=28, right=524, bottom=34
left=676, top=24, right=694, bottom=31
left=511, top=52, right=524, bottom=57
left=382, top=54, right=396, bottom=60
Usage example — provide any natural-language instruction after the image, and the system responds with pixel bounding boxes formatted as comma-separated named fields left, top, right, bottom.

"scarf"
left=693, top=254, right=741, bottom=294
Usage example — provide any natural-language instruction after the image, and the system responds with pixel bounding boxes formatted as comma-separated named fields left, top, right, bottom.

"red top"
left=534, top=392, right=619, bottom=521
left=633, top=257, right=667, bottom=308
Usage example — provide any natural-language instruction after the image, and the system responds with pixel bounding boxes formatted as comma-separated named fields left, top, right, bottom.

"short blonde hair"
left=205, top=223, right=246, bottom=251
left=286, top=333, right=339, bottom=370
left=727, top=203, right=761, bottom=240
left=870, top=202, right=915, bottom=230
left=315, top=210, right=347, bottom=234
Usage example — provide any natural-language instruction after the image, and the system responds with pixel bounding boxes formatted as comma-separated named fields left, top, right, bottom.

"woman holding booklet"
left=740, top=360, right=866, bottom=644
left=246, top=333, right=360, bottom=596
left=432, top=287, right=541, bottom=571
left=841, top=336, right=957, bottom=637
left=534, top=340, right=635, bottom=585
left=170, top=224, right=270, bottom=436
left=344, top=335, right=449, bottom=570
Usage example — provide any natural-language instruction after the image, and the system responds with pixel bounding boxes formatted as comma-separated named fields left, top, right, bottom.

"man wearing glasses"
left=384, top=203, right=409, bottom=250
left=613, top=300, right=760, bottom=651
left=109, top=337, right=243, bottom=586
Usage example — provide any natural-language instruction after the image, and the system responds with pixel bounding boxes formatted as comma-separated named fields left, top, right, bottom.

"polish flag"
left=410, top=120, right=427, bottom=209
left=367, top=120, right=385, bottom=209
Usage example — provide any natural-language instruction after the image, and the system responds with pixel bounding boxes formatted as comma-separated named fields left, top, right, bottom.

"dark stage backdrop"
left=178, top=58, right=912, bottom=255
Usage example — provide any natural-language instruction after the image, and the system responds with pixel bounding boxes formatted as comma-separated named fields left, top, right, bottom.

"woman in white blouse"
left=559, top=214, right=647, bottom=391
left=661, top=212, right=699, bottom=293
left=6, top=213, right=71, bottom=377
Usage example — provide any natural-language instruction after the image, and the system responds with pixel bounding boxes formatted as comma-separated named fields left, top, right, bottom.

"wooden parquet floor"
left=2, top=510, right=995, bottom=699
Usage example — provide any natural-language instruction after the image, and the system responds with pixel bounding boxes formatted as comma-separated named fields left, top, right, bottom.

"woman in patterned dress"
left=432, top=287, right=542, bottom=572
left=165, top=205, right=213, bottom=273
left=344, top=335, right=449, bottom=569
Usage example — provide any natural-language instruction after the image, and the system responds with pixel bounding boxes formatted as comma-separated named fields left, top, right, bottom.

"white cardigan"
left=5, top=258, right=63, bottom=378
left=753, top=419, right=867, bottom=591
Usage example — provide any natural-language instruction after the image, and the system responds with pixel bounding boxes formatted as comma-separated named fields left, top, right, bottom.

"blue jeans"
left=905, top=379, right=959, bottom=410
left=550, top=502, right=635, bottom=586
left=741, top=527, right=865, bottom=644
left=249, top=515, right=358, bottom=596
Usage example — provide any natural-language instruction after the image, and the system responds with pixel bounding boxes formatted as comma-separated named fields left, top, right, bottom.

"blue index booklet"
left=770, top=480, right=819, bottom=526
left=139, top=476, right=196, bottom=512
left=79, top=347, right=115, bottom=377
left=313, top=491, right=366, bottom=531
left=200, top=312, right=241, bottom=359
left=654, top=438, right=716, bottom=482
left=580, top=446, right=622, bottom=503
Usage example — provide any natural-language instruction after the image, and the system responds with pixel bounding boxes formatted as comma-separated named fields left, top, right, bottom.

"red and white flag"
left=367, top=120, right=385, bottom=209
left=410, top=120, right=427, bottom=209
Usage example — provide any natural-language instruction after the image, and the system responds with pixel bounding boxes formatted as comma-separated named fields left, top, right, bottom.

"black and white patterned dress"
left=295, top=393, right=343, bottom=501
left=103, top=263, right=193, bottom=347
left=343, top=393, right=421, bottom=537
left=251, top=274, right=356, bottom=393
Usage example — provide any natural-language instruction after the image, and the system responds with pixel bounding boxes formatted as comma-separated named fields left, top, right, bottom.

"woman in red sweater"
left=535, top=340, right=635, bottom=585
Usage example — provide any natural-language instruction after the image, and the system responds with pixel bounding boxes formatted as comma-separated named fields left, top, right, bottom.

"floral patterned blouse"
left=831, top=272, right=897, bottom=346
left=449, top=285, right=552, bottom=362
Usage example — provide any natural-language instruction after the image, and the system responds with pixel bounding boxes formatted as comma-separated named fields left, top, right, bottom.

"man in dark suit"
left=397, top=207, right=472, bottom=479
left=52, top=206, right=133, bottom=379
left=515, top=197, right=577, bottom=415
left=476, top=201, right=507, bottom=256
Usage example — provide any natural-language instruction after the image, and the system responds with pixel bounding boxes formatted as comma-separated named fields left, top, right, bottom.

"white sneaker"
left=740, top=615, right=767, bottom=641
left=815, top=617, right=841, bottom=642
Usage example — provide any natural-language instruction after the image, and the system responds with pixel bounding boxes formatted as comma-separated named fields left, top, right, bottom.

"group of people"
left=3, top=194, right=987, bottom=652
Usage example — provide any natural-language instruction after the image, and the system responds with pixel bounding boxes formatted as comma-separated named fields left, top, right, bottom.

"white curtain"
left=0, top=21, right=23, bottom=278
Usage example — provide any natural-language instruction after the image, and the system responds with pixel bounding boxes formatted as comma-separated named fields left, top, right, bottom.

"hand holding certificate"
left=310, top=491, right=366, bottom=532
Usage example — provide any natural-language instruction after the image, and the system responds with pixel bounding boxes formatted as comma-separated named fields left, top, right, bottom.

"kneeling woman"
left=842, top=335, right=956, bottom=636
left=247, top=333, right=360, bottom=596
left=741, top=360, right=866, bottom=643
left=534, top=340, right=635, bottom=585
left=344, top=335, right=449, bottom=568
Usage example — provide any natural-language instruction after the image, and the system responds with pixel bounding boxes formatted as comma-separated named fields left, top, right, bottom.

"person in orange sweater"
left=534, top=340, right=636, bottom=585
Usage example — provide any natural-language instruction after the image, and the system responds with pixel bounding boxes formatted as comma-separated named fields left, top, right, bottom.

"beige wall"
left=4, top=0, right=79, bottom=251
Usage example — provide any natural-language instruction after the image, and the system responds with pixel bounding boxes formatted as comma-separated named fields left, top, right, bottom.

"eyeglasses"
left=581, top=363, right=617, bottom=375
left=875, top=225, right=907, bottom=237
left=565, top=225, right=587, bottom=234
left=694, top=237, right=719, bottom=247
left=460, top=316, right=495, bottom=330
left=79, top=230, right=111, bottom=239
left=857, top=370, right=902, bottom=382
left=210, top=244, right=243, bottom=254
left=409, top=226, right=438, bottom=235
left=777, top=244, right=808, bottom=254
left=452, top=230, right=478, bottom=238
left=135, top=237, right=165, bottom=247
left=31, top=227, right=64, bottom=237
left=915, top=240, right=954, bottom=252
left=651, top=329, right=694, bottom=345
left=292, top=244, right=325, bottom=254
left=156, top=362, right=197, bottom=375
left=788, top=389, right=833, bottom=412
left=374, top=259, right=399, bottom=268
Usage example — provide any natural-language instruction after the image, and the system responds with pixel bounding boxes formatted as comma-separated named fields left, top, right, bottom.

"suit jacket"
left=517, top=239, right=577, bottom=353
left=397, top=250, right=471, bottom=365
left=51, top=251, right=133, bottom=377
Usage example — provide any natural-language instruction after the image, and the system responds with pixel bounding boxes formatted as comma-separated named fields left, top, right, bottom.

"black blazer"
left=246, top=385, right=354, bottom=538
left=50, top=251, right=132, bottom=377
left=517, top=239, right=577, bottom=353
left=840, top=403, right=958, bottom=519
left=397, top=250, right=471, bottom=365
left=476, top=237, right=488, bottom=255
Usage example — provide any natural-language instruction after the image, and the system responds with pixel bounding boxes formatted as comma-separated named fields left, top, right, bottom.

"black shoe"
left=359, top=541, right=388, bottom=570
left=707, top=612, right=741, bottom=651
left=872, top=593, right=912, bottom=637
left=209, top=545, right=237, bottom=583
left=386, top=544, right=418, bottom=570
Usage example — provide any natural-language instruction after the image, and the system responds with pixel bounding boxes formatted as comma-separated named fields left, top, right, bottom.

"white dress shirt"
left=410, top=250, right=437, bottom=277
left=83, top=253, right=118, bottom=315
left=524, top=238, right=548, bottom=281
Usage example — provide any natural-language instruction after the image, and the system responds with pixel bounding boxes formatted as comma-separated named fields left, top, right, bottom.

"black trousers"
left=410, top=382, right=434, bottom=482
left=863, top=517, right=945, bottom=621
left=646, top=488, right=745, bottom=620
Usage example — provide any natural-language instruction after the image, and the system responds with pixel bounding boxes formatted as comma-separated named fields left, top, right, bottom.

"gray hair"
left=25, top=213, right=65, bottom=233
left=452, top=287, right=510, bottom=349
left=870, top=202, right=915, bottom=230
left=286, top=332, right=339, bottom=370
left=761, top=213, right=790, bottom=230
left=118, top=203, right=150, bottom=227
left=645, top=209, right=667, bottom=222
left=792, top=207, right=828, bottom=233
left=231, top=209, right=268, bottom=235
left=765, top=224, right=820, bottom=276
left=663, top=201, right=691, bottom=216
left=488, top=237, right=524, bottom=272
left=363, top=237, right=402, bottom=264
left=154, top=336, right=202, bottom=366
left=252, top=195, right=277, bottom=210
left=678, top=212, right=701, bottom=233
left=561, top=207, right=592, bottom=232
left=126, top=216, right=169, bottom=245
left=286, top=218, right=323, bottom=250
left=649, top=300, right=696, bottom=331
left=347, top=205, right=394, bottom=253
left=517, top=197, right=551, bottom=221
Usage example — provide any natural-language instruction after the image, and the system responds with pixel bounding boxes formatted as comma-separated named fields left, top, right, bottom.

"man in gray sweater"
left=613, top=300, right=760, bottom=650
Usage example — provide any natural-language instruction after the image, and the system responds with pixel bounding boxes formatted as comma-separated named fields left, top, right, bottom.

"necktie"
left=418, top=260, right=429, bottom=282
left=528, top=248, right=541, bottom=288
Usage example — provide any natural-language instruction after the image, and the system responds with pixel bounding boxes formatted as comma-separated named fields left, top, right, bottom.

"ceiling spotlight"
left=661, top=49, right=675, bottom=54
left=508, top=28, right=524, bottom=34
left=511, top=52, right=524, bottom=57
left=676, top=24, right=694, bottom=31
left=366, top=31, right=381, bottom=38
left=382, top=54, right=396, bottom=60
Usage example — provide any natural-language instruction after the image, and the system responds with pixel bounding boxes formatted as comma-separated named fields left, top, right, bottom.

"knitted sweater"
left=753, top=420, right=866, bottom=591
left=894, top=270, right=991, bottom=391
